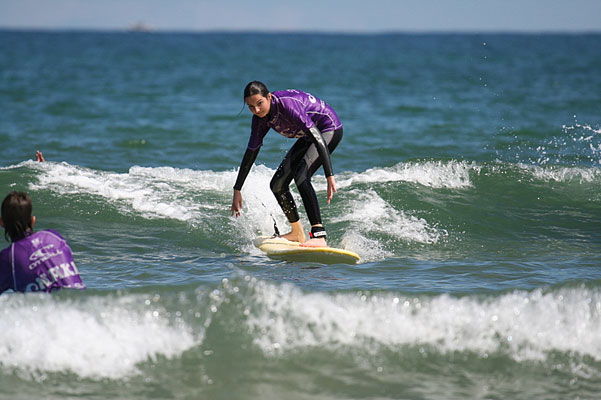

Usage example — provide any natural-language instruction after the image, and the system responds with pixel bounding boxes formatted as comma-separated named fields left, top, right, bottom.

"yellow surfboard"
left=253, top=236, right=360, bottom=264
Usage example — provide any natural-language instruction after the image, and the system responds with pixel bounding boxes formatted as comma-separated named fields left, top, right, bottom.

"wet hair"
left=1, top=191, right=34, bottom=242
left=243, top=81, right=270, bottom=100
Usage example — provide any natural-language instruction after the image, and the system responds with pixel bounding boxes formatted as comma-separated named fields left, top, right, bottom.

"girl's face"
left=245, top=93, right=271, bottom=118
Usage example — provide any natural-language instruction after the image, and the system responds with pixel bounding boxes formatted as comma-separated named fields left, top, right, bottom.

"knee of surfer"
left=269, top=176, right=287, bottom=195
left=293, top=172, right=309, bottom=188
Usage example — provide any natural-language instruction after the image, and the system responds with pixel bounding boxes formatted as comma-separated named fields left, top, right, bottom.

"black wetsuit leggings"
left=270, top=128, right=343, bottom=226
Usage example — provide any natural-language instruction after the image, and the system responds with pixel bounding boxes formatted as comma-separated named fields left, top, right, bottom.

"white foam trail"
left=0, top=160, right=30, bottom=170
left=246, top=281, right=601, bottom=362
left=26, top=159, right=471, bottom=226
left=518, top=163, right=601, bottom=183
left=336, top=160, right=476, bottom=189
left=0, top=293, right=197, bottom=379
left=333, top=189, right=446, bottom=260
left=28, top=161, right=235, bottom=223
left=25, top=161, right=448, bottom=259
left=27, top=161, right=294, bottom=239
left=227, top=164, right=297, bottom=254
left=232, top=168, right=447, bottom=260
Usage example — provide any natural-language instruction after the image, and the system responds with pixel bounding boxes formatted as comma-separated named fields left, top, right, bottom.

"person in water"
left=0, top=191, right=85, bottom=294
left=231, top=81, right=343, bottom=247
left=35, top=150, right=45, bottom=162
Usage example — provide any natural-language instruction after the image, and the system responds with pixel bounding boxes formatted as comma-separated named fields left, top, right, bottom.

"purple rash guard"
left=247, top=89, right=342, bottom=151
left=0, top=229, right=85, bottom=294
left=234, top=88, right=344, bottom=226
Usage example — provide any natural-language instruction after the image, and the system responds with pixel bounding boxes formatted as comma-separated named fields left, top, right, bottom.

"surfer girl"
left=231, top=81, right=343, bottom=247
left=0, top=191, right=85, bottom=294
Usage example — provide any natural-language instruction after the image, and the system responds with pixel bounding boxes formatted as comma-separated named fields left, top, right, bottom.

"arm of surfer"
left=307, top=127, right=337, bottom=204
left=326, top=175, right=337, bottom=204
left=307, top=126, right=333, bottom=177
left=234, top=147, right=259, bottom=191
left=231, top=147, right=260, bottom=217
left=231, top=190, right=243, bottom=217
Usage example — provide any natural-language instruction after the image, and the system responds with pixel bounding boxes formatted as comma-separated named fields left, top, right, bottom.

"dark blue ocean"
left=1, top=31, right=601, bottom=399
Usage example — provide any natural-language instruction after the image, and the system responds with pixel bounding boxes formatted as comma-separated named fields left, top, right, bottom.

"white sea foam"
left=332, top=189, right=446, bottom=261
left=0, top=293, right=197, bottom=379
left=28, top=161, right=286, bottom=230
left=246, top=280, right=601, bottom=362
left=231, top=167, right=448, bottom=261
left=518, top=163, right=601, bottom=183
left=336, top=160, right=476, bottom=189
left=26, top=161, right=448, bottom=260
left=28, top=161, right=234, bottom=223
left=227, top=164, right=297, bottom=254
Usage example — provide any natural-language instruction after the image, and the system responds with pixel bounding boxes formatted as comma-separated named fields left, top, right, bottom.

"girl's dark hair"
left=243, top=81, right=269, bottom=100
left=1, top=191, right=34, bottom=242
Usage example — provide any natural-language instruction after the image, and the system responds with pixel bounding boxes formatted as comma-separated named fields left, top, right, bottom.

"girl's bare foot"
left=279, top=220, right=306, bottom=243
left=300, top=237, right=327, bottom=248
left=280, top=231, right=306, bottom=243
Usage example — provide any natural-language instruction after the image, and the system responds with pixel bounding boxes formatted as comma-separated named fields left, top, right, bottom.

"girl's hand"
left=231, top=190, right=243, bottom=217
left=326, top=175, right=337, bottom=204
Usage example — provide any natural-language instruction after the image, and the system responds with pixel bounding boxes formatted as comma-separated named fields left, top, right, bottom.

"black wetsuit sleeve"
left=233, top=147, right=260, bottom=190
left=307, top=126, right=334, bottom=177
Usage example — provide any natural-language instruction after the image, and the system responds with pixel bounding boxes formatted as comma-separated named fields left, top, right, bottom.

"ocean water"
left=1, top=31, right=601, bottom=399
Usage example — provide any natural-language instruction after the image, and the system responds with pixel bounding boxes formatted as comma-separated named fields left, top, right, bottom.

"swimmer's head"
left=244, top=81, right=272, bottom=118
left=1, top=191, right=35, bottom=242
left=243, top=81, right=270, bottom=100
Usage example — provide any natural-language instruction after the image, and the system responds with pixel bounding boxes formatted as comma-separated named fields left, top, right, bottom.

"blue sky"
left=1, top=0, right=600, bottom=32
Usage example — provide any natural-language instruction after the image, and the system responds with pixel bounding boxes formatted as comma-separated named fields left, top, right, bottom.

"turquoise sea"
left=1, top=31, right=601, bottom=399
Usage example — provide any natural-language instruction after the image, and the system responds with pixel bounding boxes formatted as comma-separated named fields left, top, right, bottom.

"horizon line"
left=1, top=26, right=601, bottom=35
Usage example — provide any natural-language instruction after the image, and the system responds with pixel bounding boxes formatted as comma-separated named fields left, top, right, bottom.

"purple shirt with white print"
left=0, top=229, right=85, bottom=294
left=247, top=89, right=342, bottom=151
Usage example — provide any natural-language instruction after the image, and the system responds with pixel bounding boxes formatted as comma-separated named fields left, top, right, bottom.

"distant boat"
left=128, top=21, right=153, bottom=32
